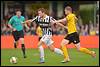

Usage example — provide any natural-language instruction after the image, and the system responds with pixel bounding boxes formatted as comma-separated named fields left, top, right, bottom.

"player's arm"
left=22, top=22, right=30, bottom=30
left=51, top=17, right=67, bottom=29
left=8, top=24, right=16, bottom=31
left=56, top=22, right=68, bottom=29
left=24, top=19, right=33, bottom=23
left=24, top=16, right=37, bottom=23
left=54, top=18, right=67, bottom=23
left=22, top=16, right=37, bottom=30
left=75, top=16, right=78, bottom=21
left=75, top=16, right=78, bottom=22
left=8, top=24, right=13, bottom=30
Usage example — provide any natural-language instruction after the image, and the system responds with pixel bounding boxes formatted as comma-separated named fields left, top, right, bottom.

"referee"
left=8, top=10, right=29, bottom=58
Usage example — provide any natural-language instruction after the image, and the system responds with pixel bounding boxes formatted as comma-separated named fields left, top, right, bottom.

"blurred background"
left=1, top=1, right=99, bottom=36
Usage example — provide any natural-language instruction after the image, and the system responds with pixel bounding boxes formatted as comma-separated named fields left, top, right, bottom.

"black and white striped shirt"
left=32, top=15, right=55, bottom=36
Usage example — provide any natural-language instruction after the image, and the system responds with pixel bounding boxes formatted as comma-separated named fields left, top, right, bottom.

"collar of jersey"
left=40, top=14, right=47, bottom=20
left=15, top=15, right=21, bottom=18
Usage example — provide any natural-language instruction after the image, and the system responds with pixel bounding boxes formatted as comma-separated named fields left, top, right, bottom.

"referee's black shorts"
left=64, top=32, right=80, bottom=44
left=12, top=30, right=24, bottom=41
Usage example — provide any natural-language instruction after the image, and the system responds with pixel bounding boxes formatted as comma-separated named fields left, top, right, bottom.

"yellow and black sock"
left=79, top=47, right=92, bottom=55
left=61, top=45, right=69, bottom=59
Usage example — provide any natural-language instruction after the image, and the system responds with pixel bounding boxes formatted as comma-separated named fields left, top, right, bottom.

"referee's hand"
left=12, top=28, right=16, bottom=31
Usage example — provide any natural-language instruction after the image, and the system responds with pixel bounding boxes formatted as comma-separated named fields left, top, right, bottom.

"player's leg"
left=19, top=38, right=26, bottom=58
left=60, top=39, right=70, bottom=63
left=75, top=43, right=96, bottom=58
left=19, top=30, right=26, bottom=58
left=43, top=35, right=63, bottom=55
left=38, top=37, right=45, bottom=63
left=48, top=44, right=63, bottom=55
left=12, top=31, right=19, bottom=48
left=73, top=32, right=96, bottom=58
left=14, top=40, right=18, bottom=48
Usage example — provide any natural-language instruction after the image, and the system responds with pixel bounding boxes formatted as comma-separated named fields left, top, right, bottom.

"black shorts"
left=12, top=30, right=24, bottom=41
left=64, top=32, right=80, bottom=44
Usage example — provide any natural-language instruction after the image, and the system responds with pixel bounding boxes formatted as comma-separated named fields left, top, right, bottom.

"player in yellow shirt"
left=36, top=26, right=43, bottom=40
left=54, top=6, right=96, bottom=63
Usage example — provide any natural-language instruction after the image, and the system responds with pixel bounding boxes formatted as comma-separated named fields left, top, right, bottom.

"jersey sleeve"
left=66, top=15, right=70, bottom=21
left=23, top=17, right=25, bottom=22
left=8, top=17, right=14, bottom=25
left=21, top=16, right=25, bottom=23
left=66, top=14, right=75, bottom=21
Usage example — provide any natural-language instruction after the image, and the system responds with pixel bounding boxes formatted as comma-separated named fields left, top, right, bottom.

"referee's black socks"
left=14, top=42, right=17, bottom=48
left=21, top=44, right=26, bottom=58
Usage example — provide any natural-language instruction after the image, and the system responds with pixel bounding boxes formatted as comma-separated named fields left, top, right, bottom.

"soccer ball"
left=10, top=57, right=17, bottom=64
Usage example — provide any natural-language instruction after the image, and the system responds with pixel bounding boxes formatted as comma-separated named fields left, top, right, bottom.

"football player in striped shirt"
left=25, top=8, right=67, bottom=63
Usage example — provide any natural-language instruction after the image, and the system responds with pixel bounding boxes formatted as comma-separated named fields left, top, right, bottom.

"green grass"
left=1, top=48, right=99, bottom=66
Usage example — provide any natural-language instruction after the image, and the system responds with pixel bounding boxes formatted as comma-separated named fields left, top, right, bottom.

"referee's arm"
left=8, top=17, right=16, bottom=31
left=8, top=17, right=13, bottom=29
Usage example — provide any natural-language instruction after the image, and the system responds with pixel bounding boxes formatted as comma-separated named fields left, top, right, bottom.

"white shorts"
left=40, top=35, right=54, bottom=46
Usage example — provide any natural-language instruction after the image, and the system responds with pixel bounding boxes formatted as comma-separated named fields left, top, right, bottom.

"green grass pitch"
left=1, top=48, right=99, bottom=66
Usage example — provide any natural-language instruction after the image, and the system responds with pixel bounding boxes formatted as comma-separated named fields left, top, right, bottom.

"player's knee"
left=75, top=43, right=81, bottom=51
left=38, top=43, right=40, bottom=47
left=61, top=42, right=67, bottom=46
left=14, top=41, right=17, bottom=44
left=61, top=41, right=65, bottom=46
left=76, top=46, right=81, bottom=51
left=21, top=44, right=25, bottom=47
left=50, top=48, right=54, bottom=52
left=20, top=38, right=24, bottom=44
left=48, top=46, right=54, bottom=52
left=38, top=41, right=42, bottom=47
left=15, top=41, right=19, bottom=45
left=77, top=48, right=80, bottom=51
left=61, top=39, right=69, bottom=46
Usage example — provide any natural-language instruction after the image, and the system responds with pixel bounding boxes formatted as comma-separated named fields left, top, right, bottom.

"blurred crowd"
left=1, top=14, right=99, bottom=36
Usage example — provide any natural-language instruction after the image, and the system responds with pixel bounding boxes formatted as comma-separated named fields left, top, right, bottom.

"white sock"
left=54, top=48, right=63, bottom=55
left=38, top=45, right=44, bottom=59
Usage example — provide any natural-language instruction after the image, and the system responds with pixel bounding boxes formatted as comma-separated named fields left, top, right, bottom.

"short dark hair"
left=15, top=9, right=21, bottom=12
left=65, top=6, right=72, bottom=11
left=37, top=8, right=46, bottom=13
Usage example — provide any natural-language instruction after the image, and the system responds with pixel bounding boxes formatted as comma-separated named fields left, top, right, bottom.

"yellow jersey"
left=66, top=13, right=77, bottom=34
left=36, top=26, right=42, bottom=37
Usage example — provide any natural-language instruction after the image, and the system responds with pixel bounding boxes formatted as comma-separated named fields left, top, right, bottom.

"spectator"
left=95, top=22, right=99, bottom=35
left=89, top=21, right=96, bottom=35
